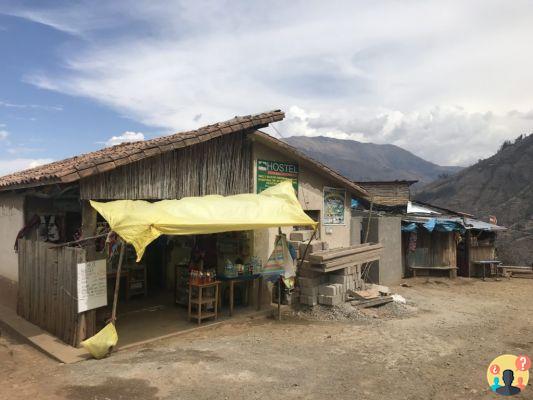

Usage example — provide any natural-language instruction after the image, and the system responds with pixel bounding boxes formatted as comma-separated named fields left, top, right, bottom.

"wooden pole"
left=364, top=196, right=374, bottom=244
left=277, top=277, right=281, bottom=321
left=111, top=240, right=126, bottom=324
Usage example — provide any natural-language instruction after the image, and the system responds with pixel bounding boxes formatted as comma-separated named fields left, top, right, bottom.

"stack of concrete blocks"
left=290, top=230, right=364, bottom=307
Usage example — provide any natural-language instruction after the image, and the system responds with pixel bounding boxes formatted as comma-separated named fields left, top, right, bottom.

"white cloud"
left=9, top=1, right=533, bottom=165
left=0, top=130, right=7, bottom=141
left=0, top=100, right=63, bottom=111
left=0, top=158, right=54, bottom=176
left=104, top=131, right=145, bottom=147
left=278, top=106, right=533, bottom=166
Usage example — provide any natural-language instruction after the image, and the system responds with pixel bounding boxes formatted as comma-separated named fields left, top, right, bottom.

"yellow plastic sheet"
left=81, top=322, right=118, bottom=359
left=91, top=181, right=317, bottom=261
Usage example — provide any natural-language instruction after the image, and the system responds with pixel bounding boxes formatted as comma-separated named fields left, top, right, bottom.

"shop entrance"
left=98, top=231, right=265, bottom=347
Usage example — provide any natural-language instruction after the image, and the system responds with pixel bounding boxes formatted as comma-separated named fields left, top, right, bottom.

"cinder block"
left=298, top=277, right=322, bottom=288
left=300, top=286, right=319, bottom=296
left=318, top=283, right=343, bottom=296
left=329, top=275, right=351, bottom=285
left=298, top=267, right=323, bottom=279
left=300, top=295, right=317, bottom=306
left=318, top=294, right=343, bottom=306
left=346, top=279, right=355, bottom=290
left=299, top=241, right=325, bottom=258
left=290, top=230, right=315, bottom=242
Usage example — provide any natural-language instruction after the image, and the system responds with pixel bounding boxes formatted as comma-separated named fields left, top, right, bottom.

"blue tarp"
left=402, top=219, right=464, bottom=233
left=401, top=223, right=418, bottom=232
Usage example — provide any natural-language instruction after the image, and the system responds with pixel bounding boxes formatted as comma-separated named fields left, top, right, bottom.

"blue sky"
left=1, top=1, right=533, bottom=174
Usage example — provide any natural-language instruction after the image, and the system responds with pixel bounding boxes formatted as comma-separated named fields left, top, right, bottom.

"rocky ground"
left=2, top=277, right=533, bottom=399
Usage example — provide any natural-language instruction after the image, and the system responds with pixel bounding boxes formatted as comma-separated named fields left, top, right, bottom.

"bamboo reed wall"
left=358, top=182, right=411, bottom=207
left=17, top=239, right=92, bottom=347
left=80, top=132, right=251, bottom=200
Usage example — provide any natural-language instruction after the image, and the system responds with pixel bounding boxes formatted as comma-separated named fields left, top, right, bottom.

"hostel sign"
left=256, top=159, right=298, bottom=193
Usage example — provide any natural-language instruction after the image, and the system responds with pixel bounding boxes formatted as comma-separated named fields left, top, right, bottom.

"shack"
left=0, top=110, right=370, bottom=347
left=402, top=201, right=506, bottom=278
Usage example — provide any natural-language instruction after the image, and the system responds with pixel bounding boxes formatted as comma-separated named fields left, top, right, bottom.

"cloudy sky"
left=1, top=1, right=532, bottom=175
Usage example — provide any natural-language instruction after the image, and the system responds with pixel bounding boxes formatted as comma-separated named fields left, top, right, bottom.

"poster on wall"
left=323, top=187, right=346, bottom=225
left=77, top=259, right=107, bottom=313
left=256, top=159, right=298, bottom=193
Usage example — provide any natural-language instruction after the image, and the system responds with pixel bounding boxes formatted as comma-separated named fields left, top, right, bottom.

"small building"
left=351, top=181, right=417, bottom=286
left=0, top=110, right=371, bottom=347
left=402, top=201, right=506, bottom=278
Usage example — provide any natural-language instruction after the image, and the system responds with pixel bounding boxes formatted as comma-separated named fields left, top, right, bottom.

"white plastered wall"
left=251, top=138, right=352, bottom=268
left=0, top=192, right=24, bottom=282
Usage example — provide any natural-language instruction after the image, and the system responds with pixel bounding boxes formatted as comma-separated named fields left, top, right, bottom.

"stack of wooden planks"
left=499, top=265, right=533, bottom=279
left=307, top=243, right=383, bottom=272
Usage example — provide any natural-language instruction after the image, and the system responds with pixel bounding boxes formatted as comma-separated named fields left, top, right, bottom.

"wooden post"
left=277, top=277, right=281, bottom=321
left=81, top=201, right=97, bottom=260
left=111, top=240, right=125, bottom=324
left=466, top=230, right=471, bottom=278
left=79, top=201, right=97, bottom=340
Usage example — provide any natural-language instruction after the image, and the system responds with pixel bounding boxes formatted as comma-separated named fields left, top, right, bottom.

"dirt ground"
left=2, top=277, right=533, bottom=399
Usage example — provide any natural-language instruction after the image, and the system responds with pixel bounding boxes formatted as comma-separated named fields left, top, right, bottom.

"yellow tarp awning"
left=90, top=181, right=317, bottom=261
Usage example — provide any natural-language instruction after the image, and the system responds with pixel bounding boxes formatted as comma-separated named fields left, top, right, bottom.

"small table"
left=219, top=274, right=263, bottom=316
left=473, top=260, right=502, bottom=281
left=188, top=281, right=220, bottom=325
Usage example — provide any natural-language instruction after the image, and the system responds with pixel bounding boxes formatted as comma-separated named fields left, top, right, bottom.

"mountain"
left=283, top=136, right=462, bottom=186
left=416, top=134, right=533, bottom=265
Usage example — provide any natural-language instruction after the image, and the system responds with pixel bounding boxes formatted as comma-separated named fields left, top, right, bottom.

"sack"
left=81, top=323, right=118, bottom=359
left=263, top=235, right=296, bottom=281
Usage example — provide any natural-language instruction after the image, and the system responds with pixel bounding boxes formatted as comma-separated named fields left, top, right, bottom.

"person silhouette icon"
left=491, top=377, right=501, bottom=392
left=496, top=369, right=521, bottom=396
left=517, top=377, right=526, bottom=391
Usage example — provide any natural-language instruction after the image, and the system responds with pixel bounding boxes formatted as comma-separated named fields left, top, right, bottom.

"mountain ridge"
left=283, top=135, right=462, bottom=186
left=416, top=134, right=533, bottom=265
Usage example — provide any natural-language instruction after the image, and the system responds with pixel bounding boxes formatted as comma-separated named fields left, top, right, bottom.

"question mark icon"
left=491, top=364, right=500, bottom=374
left=515, top=355, right=531, bottom=371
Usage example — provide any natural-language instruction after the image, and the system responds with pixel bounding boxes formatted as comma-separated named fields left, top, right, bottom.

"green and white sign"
left=323, top=187, right=346, bottom=225
left=256, top=159, right=298, bottom=193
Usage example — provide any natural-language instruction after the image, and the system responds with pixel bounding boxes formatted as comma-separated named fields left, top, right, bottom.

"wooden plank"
left=309, top=243, right=383, bottom=263
left=318, top=249, right=383, bottom=269
left=353, top=296, right=393, bottom=308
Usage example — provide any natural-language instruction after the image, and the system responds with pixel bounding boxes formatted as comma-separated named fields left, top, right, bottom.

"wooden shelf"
left=190, top=297, right=217, bottom=305
left=197, top=312, right=216, bottom=320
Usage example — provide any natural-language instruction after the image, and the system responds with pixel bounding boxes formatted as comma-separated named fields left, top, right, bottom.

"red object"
left=516, top=355, right=531, bottom=371
left=490, top=364, right=500, bottom=375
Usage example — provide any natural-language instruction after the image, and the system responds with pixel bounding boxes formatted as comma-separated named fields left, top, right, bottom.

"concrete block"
left=318, top=283, right=343, bottom=296
left=298, top=277, right=321, bottom=288
left=300, top=286, right=319, bottom=296
left=346, top=279, right=355, bottom=290
left=322, top=241, right=329, bottom=251
left=299, top=241, right=325, bottom=258
left=318, top=294, right=343, bottom=306
left=290, top=230, right=315, bottom=242
left=300, top=295, right=317, bottom=306
left=298, top=267, right=323, bottom=279
left=329, top=275, right=352, bottom=285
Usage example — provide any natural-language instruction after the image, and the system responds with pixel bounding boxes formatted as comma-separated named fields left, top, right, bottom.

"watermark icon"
left=487, top=354, right=530, bottom=396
